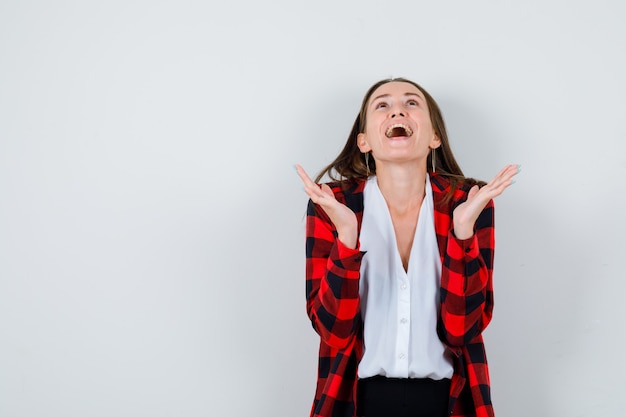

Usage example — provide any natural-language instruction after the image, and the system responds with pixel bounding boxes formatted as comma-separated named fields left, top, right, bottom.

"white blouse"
left=357, top=175, right=453, bottom=380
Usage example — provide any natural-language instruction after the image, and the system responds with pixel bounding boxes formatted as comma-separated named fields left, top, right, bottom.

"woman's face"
left=357, top=81, right=440, bottom=167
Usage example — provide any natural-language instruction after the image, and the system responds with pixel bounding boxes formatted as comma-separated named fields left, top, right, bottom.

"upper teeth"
left=386, top=124, right=413, bottom=137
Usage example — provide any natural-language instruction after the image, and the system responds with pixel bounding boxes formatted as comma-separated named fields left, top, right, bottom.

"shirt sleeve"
left=439, top=199, right=495, bottom=347
left=305, top=198, right=364, bottom=350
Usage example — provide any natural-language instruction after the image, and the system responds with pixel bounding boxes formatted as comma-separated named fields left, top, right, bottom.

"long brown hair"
left=314, top=78, right=481, bottom=190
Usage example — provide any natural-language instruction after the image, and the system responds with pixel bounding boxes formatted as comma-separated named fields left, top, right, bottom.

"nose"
left=390, top=104, right=405, bottom=118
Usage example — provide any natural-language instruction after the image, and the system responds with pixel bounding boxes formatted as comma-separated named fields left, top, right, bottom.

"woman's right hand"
left=296, top=164, right=358, bottom=249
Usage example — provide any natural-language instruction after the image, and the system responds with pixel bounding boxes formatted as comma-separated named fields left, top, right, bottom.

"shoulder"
left=430, top=173, right=473, bottom=202
left=324, top=177, right=367, bottom=194
left=323, top=178, right=367, bottom=206
left=306, top=177, right=367, bottom=219
left=431, top=173, right=492, bottom=214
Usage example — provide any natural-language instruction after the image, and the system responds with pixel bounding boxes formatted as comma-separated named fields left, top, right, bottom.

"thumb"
left=467, top=184, right=480, bottom=200
left=320, top=183, right=335, bottom=198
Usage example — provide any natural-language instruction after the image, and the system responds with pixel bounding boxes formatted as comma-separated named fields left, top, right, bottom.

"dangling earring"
left=365, top=152, right=370, bottom=176
left=431, top=148, right=436, bottom=173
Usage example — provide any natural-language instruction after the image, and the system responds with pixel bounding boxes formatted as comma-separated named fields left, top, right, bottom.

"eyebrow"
left=371, top=92, right=424, bottom=103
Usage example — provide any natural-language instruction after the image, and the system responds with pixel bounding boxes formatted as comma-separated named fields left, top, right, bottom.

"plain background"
left=1, top=1, right=625, bottom=416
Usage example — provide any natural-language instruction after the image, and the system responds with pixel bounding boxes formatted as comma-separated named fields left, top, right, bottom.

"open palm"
left=295, top=164, right=358, bottom=249
left=453, top=164, right=519, bottom=239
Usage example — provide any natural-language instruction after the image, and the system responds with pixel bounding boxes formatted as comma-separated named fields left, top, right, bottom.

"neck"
left=374, top=161, right=428, bottom=214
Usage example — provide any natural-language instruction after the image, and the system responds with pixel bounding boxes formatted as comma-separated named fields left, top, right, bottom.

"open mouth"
left=385, top=123, right=413, bottom=138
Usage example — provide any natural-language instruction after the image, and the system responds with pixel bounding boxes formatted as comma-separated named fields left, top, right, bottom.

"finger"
left=491, top=164, right=517, bottom=182
left=482, top=166, right=519, bottom=198
left=295, top=164, right=340, bottom=207
left=501, top=164, right=520, bottom=179
left=304, top=184, right=327, bottom=203
left=295, top=164, right=318, bottom=189
left=295, top=164, right=325, bottom=199
left=487, top=164, right=519, bottom=188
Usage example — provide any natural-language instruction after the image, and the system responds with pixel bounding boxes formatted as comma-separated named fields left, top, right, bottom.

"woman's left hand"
left=453, top=164, right=520, bottom=240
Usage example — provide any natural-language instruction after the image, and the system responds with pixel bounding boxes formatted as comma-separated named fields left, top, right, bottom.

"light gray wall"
left=1, top=1, right=624, bottom=416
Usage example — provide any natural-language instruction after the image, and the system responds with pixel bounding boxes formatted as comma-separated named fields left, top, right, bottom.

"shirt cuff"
left=449, top=231, right=480, bottom=259
left=332, top=239, right=366, bottom=272
left=336, top=238, right=361, bottom=257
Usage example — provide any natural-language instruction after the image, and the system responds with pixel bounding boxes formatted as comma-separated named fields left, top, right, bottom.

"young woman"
left=296, top=78, right=518, bottom=417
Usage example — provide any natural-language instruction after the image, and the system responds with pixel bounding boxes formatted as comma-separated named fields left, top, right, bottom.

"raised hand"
left=295, top=164, right=359, bottom=249
left=453, top=164, right=520, bottom=240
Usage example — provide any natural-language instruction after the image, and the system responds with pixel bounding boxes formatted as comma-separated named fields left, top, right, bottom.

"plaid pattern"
left=305, top=174, right=496, bottom=417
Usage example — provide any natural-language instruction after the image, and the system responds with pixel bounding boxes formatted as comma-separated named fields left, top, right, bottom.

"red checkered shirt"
left=305, top=173, right=496, bottom=417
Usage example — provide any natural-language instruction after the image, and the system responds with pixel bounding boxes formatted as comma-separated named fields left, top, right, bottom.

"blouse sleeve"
left=305, top=199, right=364, bottom=350
left=439, top=199, right=495, bottom=347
